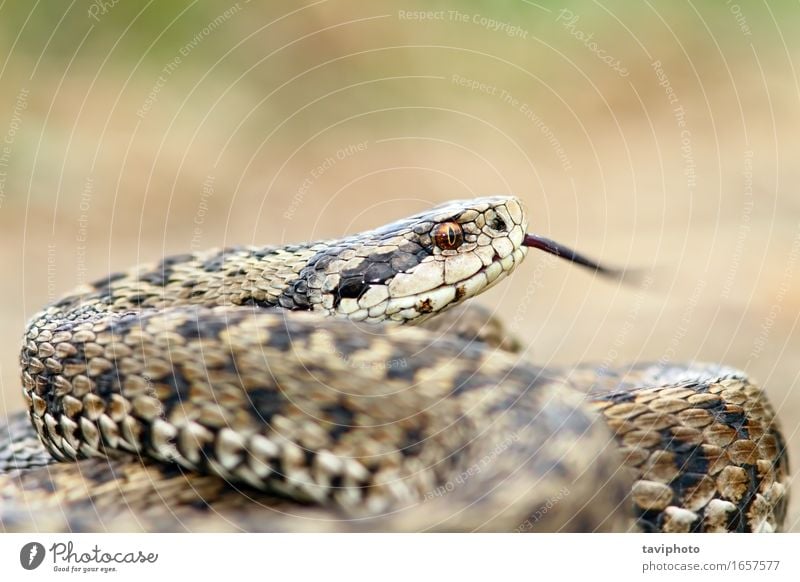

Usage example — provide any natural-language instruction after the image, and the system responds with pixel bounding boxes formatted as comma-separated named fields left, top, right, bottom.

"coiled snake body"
left=0, top=196, right=789, bottom=532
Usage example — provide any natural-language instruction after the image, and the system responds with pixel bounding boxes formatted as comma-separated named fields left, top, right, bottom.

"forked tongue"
left=523, top=233, right=632, bottom=280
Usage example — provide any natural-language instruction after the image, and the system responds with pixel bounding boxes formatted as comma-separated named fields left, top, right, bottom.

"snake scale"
left=0, top=196, right=790, bottom=532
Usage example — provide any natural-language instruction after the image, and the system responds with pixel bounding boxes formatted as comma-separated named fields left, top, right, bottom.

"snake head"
left=293, top=196, right=529, bottom=323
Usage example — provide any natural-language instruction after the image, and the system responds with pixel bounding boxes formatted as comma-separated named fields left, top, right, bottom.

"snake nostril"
left=489, top=216, right=507, bottom=232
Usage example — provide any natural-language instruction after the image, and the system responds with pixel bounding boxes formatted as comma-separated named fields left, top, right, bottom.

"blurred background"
left=0, top=1, right=797, bottom=530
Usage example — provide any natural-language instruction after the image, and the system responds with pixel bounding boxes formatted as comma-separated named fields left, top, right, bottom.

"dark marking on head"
left=399, top=241, right=423, bottom=255
left=390, top=252, right=422, bottom=274
left=364, top=250, right=395, bottom=264
left=335, top=276, right=370, bottom=301
left=364, top=262, right=394, bottom=284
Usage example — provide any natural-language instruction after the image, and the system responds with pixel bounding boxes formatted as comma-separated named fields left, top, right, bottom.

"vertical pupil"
left=435, top=223, right=461, bottom=249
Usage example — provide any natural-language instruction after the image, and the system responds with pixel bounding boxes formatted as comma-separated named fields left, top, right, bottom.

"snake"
left=0, top=195, right=790, bottom=533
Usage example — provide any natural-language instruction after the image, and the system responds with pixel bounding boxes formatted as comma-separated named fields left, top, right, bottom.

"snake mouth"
left=522, top=233, right=627, bottom=279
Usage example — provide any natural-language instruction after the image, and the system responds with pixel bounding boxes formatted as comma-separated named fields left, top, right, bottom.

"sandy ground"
left=0, top=1, right=797, bottom=530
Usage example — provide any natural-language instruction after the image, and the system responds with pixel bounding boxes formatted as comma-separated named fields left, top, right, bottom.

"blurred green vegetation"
left=2, top=1, right=782, bottom=84
left=2, top=0, right=789, bottom=156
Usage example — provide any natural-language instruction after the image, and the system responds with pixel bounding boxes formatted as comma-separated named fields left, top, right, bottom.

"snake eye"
left=433, top=222, right=464, bottom=250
